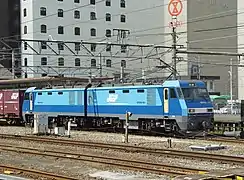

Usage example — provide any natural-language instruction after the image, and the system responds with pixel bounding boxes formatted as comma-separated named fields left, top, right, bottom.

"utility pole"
left=172, top=23, right=177, bottom=79
left=11, top=49, right=15, bottom=79
left=197, top=56, right=201, bottom=80
left=120, top=66, right=124, bottom=83
left=113, top=28, right=130, bottom=83
left=229, top=58, right=233, bottom=115
left=99, top=53, right=102, bottom=77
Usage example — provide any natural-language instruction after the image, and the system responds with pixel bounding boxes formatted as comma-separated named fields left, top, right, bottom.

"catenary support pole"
left=172, top=26, right=177, bottom=79
left=11, top=49, right=15, bottom=79
left=230, top=58, right=233, bottom=115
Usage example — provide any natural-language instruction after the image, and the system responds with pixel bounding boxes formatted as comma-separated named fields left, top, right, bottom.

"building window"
left=24, top=58, right=27, bottom=66
left=90, top=28, right=96, bottom=36
left=42, top=73, right=47, bottom=77
left=106, top=29, right=111, bottom=37
left=121, top=45, right=126, bottom=53
left=106, top=59, right=111, bottom=67
left=121, top=0, right=125, bottom=8
left=75, top=58, right=80, bottom=66
left=41, top=41, right=47, bottom=49
left=106, top=44, right=111, bottom=51
left=121, top=15, right=126, bottom=22
left=58, top=26, right=64, bottom=34
left=91, top=44, right=96, bottom=52
left=75, top=43, right=80, bottom=51
left=24, top=26, right=27, bottom=34
left=106, top=0, right=111, bottom=6
left=23, top=8, right=27, bottom=17
left=106, top=13, right=111, bottom=21
left=74, top=10, right=80, bottom=19
left=58, top=0, right=63, bottom=1
left=91, top=59, right=96, bottom=67
left=58, top=43, right=64, bottom=50
left=90, top=0, right=95, bottom=5
left=74, top=0, right=80, bottom=3
left=58, top=57, right=64, bottom=66
left=121, top=60, right=126, bottom=68
left=40, top=7, right=46, bottom=16
left=90, top=12, right=96, bottom=20
left=24, top=42, right=28, bottom=50
left=41, top=57, right=47, bottom=65
left=58, top=9, right=63, bottom=17
left=41, top=24, right=47, bottom=33
left=74, top=27, right=80, bottom=35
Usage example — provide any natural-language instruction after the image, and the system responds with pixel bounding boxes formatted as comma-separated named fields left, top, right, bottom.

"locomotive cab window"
left=24, top=93, right=29, bottom=100
left=170, top=88, right=177, bottom=98
left=38, top=92, right=42, bottom=95
left=177, top=88, right=184, bottom=99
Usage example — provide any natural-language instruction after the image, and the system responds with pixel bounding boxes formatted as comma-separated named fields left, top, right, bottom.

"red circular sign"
left=168, top=0, right=183, bottom=17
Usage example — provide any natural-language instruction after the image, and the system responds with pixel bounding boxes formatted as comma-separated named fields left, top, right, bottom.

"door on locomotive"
left=164, top=87, right=182, bottom=116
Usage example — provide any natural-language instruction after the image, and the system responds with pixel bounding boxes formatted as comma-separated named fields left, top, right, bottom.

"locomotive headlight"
left=188, top=109, right=195, bottom=113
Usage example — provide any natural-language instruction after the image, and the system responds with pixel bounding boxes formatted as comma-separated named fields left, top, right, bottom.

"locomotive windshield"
left=181, top=88, right=210, bottom=101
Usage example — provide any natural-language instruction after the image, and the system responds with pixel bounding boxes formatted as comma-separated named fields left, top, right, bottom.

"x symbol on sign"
left=168, top=0, right=183, bottom=16
left=172, top=2, right=179, bottom=13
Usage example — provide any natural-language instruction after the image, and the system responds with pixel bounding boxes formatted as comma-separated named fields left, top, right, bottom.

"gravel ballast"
left=0, top=126, right=243, bottom=179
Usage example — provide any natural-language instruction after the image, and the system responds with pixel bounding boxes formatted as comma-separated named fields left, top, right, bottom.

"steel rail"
left=0, top=134, right=243, bottom=165
left=0, top=144, right=205, bottom=176
left=0, top=164, right=76, bottom=180
left=205, top=137, right=244, bottom=144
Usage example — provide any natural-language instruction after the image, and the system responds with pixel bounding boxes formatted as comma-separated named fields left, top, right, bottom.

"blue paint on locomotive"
left=22, top=80, right=214, bottom=131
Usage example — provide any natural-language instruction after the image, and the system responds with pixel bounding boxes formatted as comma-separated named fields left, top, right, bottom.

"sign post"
left=168, top=0, right=183, bottom=28
left=124, top=111, right=132, bottom=143
left=168, top=0, right=183, bottom=79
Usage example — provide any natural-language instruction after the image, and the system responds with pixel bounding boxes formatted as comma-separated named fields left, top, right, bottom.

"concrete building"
left=20, top=0, right=168, bottom=81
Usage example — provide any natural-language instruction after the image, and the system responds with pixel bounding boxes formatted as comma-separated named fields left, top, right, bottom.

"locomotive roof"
left=28, top=80, right=205, bottom=92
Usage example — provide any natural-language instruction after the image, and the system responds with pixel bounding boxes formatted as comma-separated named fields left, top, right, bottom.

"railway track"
left=0, top=143, right=205, bottom=176
left=205, top=137, right=244, bottom=144
left=0, top=164, right=76, bottom=180
left=0, top=134, right=244, bottom=165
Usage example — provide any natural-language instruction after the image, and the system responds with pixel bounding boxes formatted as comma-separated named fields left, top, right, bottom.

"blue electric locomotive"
left=22, top=80, right=214, bottom=134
